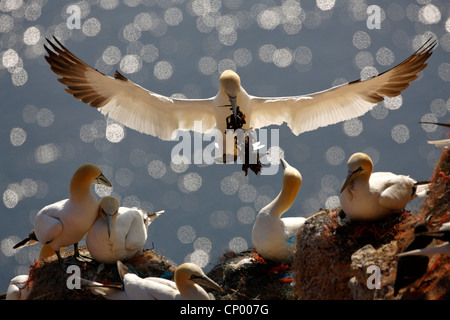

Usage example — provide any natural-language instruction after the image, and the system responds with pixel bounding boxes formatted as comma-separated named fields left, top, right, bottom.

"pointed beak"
left=106, top=214, right=113, bottom=238
left=280, top=158, right=288, bottom=169
left=96, top=173, right=112, bottom=187
left=228, top=95, right=238, bottom=124
left=192, top=275, right=223, bottom=292
left=340, top=167, right=363, bottom=194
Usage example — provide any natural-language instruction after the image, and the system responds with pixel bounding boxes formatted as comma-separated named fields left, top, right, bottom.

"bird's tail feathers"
left=146, top=210, right=165, bottom=220
left=413, top=181, right=430, bottom=198
left=80, top=277, right=126, bottom=299
left=398, top=242, right=450, bottom=257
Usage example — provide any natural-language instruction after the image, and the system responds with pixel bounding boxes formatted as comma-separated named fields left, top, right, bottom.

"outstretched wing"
left=45, top=37, right=216, bottom=140
left=249, top=38, right=436, bottom=134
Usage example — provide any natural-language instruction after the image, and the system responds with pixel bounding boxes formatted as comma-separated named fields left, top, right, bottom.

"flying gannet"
left=252, top=158, right=306, bottom=262
left=13, top=164, right=112, bottom=269
left=44, top=37, right=435, bottom=156
left=398, top=222, right=450, bottom=257
left=5, top=275, right=31, bottom=300
left=82, top=261, right=222, bottom=300
left=86, top=196, right=164, bottom=264
left=340, top=153, right=430, bottom=221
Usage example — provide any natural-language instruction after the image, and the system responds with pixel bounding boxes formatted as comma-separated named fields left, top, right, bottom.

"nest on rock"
left=207, top=249, right=296, bottom=300
left=22, top=248, right=175, bottom=300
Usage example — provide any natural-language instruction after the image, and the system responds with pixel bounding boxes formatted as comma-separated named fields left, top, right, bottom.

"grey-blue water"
left=0, top=1, right=448, bottom=294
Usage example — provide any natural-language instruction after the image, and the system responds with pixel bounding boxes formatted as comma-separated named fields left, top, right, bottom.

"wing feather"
left=249, top=38, right=436, bottom=134
left=45, top=37, right=216, bottom=140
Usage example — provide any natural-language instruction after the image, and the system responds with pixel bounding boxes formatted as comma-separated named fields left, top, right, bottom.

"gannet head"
left=340, top=152, right=373, bottom=193
left=74, top=163, right=113, bottom=187
left=70, top=164, right=112, bottom=198
left=220, top=70, right=241, bottom=124
left=175, top=263, right=223, bottom=294
left=99, top=196, right=119, bottom=238
left=280, top=158, right=302, bottom=192
left=219, top=70, right=241, bottom=98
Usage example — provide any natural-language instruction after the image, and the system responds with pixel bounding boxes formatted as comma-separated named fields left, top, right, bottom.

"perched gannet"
left=6, top=275, right=31, bottom=300
left=44, top=37, right=435, bottom=155
left=86, top=196, right=164, bottom=264
left=340, top=153, right=430, bottom=221
left=252, top=158, right=305, bottom=262
left=398, top=222, right=450, bottom=257
left=13, top=164, right=112, bottom=268
left=83, top=261, right=222, bottom=300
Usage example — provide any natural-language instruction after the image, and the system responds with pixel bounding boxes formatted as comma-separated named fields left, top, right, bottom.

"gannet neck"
left=219, top=70, right=241, bottom=97
left=69, top=164, right=101, bottom=199
left=264, top=159, right=302, bottom=218
left=69, top=164, right=111, bottom=200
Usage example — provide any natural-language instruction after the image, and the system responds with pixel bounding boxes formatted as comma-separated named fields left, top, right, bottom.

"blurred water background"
left=0, top=0, right=449, bottom=292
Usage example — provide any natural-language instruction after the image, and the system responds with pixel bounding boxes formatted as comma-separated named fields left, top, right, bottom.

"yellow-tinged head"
left=73, top=163, right=112, bottom=186
left=340, top=152, right=374, bottom=193
left=70, top=163, right=112, bottom=198
left=175, top=263, right=223, bottom=293
left=280, top=158, right=302, bottom=194
left=219, top=70, right=241, bottom=98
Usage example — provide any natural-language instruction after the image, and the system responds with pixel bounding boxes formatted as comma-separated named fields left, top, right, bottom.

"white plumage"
left=340, top=152, right=430, bottom=221
left=86, top=196, right=164, bottom=264
left=44, top=38, right=435, bottom=152
left=13, top=164, right=112, bottom=267
left=83, top=261, right=222, bottom=300
left=252, top=158, right=305, bottom=262
left=5, top=275, right=31, bottom=300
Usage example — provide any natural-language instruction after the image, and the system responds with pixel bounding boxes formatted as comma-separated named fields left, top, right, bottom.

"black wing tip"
left=114, top=70, right=128, bottom=81
left=416, top=36, right=438, bottom=55
left=45, top=36, right=62, bottom=46
left=44, top=36, right=70, bottom=58
left=44, top=36, right=61, bottom=56
left=419, top=121, right=450, bottom=128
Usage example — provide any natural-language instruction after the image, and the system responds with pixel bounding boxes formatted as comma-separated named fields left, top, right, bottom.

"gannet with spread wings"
left=44, top=37, right=436, bottom=152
